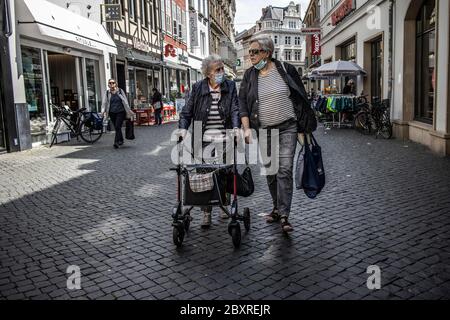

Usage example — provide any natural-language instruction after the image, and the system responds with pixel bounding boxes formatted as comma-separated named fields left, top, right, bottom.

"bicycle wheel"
left=354, top=111, right=371, bottom=135
left=79, top=120, right=103, bottom=144
left=49, top=119, right=61, bottom=148
left=379, top=113, right=393, bottom=139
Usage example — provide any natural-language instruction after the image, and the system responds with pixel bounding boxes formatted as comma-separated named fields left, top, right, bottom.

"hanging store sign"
left=331, top=0, right=355, bottom=26
left=311, top=33, right=321, bottom=56
left=103, top=4, right=122, bottom=22
left=189, top=11, right=198, bottom=47
left=133, top=38, right=150, bottom=53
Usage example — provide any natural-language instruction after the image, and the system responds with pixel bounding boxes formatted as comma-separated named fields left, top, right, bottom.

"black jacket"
left=239, top=59, right=316, bottom=133
left=151, top=91, right=162, bottom=109
left=179, top=78, right=240, bottom=131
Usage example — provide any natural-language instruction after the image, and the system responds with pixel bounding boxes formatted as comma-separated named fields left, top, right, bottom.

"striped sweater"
left=203, top=87, right=226, bottom=142
left=257, top=66, right=297, bottom=128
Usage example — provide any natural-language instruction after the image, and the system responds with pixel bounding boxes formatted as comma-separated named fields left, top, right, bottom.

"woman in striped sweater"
left=239, top=35, right=314, bottom=233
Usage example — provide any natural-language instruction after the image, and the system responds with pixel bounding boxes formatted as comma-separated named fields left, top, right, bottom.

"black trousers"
left=109, top=111, right=126, bottom=144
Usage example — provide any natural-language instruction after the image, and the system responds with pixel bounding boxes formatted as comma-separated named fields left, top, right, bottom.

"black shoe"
left=118, top=141, right=124, bottom=146
left=113, top=143, right=119, bottom=149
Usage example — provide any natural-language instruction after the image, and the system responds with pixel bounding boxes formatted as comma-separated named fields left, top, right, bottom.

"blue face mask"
left=254, top=59, right=267, bottom=71
left=214, top=72, right=225, bottom=85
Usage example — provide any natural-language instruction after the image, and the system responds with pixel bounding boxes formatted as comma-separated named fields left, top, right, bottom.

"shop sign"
left=178, top=54, right=188, bottom=64
left=189, top=11, right=198, bottom=47
left=75, top=36, right=96, bottom=49
left=311, top=33, right=321, bottom=55
left=133, top=38, right=150, bottom=53
left=331, top=0, right=355, bottom=26
left=103, top=4, right=122, bottom=22
left=164, top=44, right=177, bottom=58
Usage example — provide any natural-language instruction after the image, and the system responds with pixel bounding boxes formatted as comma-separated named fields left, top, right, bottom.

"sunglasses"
left=108, top=82, right=115, bottom=85
left=249, top=49, right=265, bottom=56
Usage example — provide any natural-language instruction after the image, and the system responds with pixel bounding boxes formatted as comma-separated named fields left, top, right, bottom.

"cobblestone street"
left=1, top=123, right=449, bottom=300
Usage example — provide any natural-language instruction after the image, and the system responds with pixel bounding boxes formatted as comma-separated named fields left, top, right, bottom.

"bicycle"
left=354, top=99, right=393, bottom=139
left=49, top=104, right=104, bottom=148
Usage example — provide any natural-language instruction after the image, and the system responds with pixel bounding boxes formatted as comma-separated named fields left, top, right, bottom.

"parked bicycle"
left=354, top=98, right=393, bottom=139
left=49, top=104, right=104, bottom=148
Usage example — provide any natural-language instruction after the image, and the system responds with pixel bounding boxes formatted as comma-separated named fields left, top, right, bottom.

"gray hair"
left=250, top=35, right=275, bottom=58
left=201, top=54, right=224, bottom=77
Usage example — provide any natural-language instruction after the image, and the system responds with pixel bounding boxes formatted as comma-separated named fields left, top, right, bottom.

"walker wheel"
left=230, top=224, right=241, bottom=248
left=243, top=208, right=251, bottom=232
left=173, top=222, right=185, bottom=247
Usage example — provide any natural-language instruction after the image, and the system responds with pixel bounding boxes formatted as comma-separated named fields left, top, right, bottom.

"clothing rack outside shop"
left=313, top=94, right=363, bottom=129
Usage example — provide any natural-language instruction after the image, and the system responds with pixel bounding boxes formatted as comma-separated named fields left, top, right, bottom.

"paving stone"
left=0, top=123, right=449, bottom=300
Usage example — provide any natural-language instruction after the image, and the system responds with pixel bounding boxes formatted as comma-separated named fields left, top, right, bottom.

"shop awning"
left=17, top=0, right=117, bottom=55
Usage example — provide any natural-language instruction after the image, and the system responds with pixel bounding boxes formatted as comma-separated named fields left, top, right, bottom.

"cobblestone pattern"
left=0, top=124, right=449, bottom=300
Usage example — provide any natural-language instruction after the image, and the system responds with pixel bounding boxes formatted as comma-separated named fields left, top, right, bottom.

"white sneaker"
left=201, top=211, right=211, bottom=229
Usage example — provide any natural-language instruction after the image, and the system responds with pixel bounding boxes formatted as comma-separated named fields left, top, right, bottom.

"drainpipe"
left=159, top=0, right=166, bottom=96
left=388, top=0, right=395, bottom=111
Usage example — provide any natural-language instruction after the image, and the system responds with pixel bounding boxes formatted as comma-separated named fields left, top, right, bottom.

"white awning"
left=17, top=0, right=117, bottom=55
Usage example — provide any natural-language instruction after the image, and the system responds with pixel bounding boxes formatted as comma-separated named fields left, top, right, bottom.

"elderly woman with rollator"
left=178, top=54, right=241, bottom=229
left=239, top=35, right=316, bottom=233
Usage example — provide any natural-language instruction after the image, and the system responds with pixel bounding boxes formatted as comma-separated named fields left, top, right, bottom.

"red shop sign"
left=331, top=0, right=355, bottom=26
left=164, top=44, right=177, bottom=58
left=311, top=34, right=321, bottom=56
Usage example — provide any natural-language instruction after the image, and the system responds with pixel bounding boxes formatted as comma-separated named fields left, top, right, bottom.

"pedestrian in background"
left=101, top=79, right=134, bottom=149
left=152, top=88, right=163, bottom=126
left=179, top=54, right=241, bottom=229
left=239, top=35, right=315, bottom=233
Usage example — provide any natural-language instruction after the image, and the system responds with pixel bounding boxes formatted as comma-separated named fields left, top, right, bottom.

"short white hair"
left=201, top=54, right=223, bottom=77
left=250, top=35, right=274, bottom=58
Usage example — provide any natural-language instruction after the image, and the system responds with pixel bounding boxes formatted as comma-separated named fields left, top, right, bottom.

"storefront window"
left=21, top=46, right=46, bottom=135
left=128, top=69, right=136, bottom=107
left=86, top=58, right=101, bottom=112
left=153, top=68, right=161, bottom=92
left=341, top=41, right=356, bottom=62
left=371, top=39, right=382, bottom=101
left=415, top=0, right=435, bottom=123
left=136, top=69, right=148, bottom=107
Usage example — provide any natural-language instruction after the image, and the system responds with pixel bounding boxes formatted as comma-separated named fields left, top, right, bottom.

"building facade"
left=254, top=2, right=306, bottom=76
left=10, top=0, right=116, bottom=148
left=209, top=0, right=237, bottom=78
left=161, top=0, right=190, bottom=100
left=392, top=0, right=449, bottom=156
left=110, top=0, right=163, bottom=108
left=1, top=0, right=21, bottom=153
left=319, top=0, right=390, bottom=101
left=303, top=0, right=321, bottom=93
left=235, top=26, right=256, bottom=88
left=319, top=0, right=449, bottom=156
left=187, top=0, right=210, bottom=87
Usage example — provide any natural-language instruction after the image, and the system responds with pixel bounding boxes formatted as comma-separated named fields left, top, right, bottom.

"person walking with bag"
left=178, top=54, right=241, bottom=229
left=152, top=88, right=163, bottom=126
left=101, top=79, right=135, bottom=149
left=239, top=35, right=317, bottom=233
